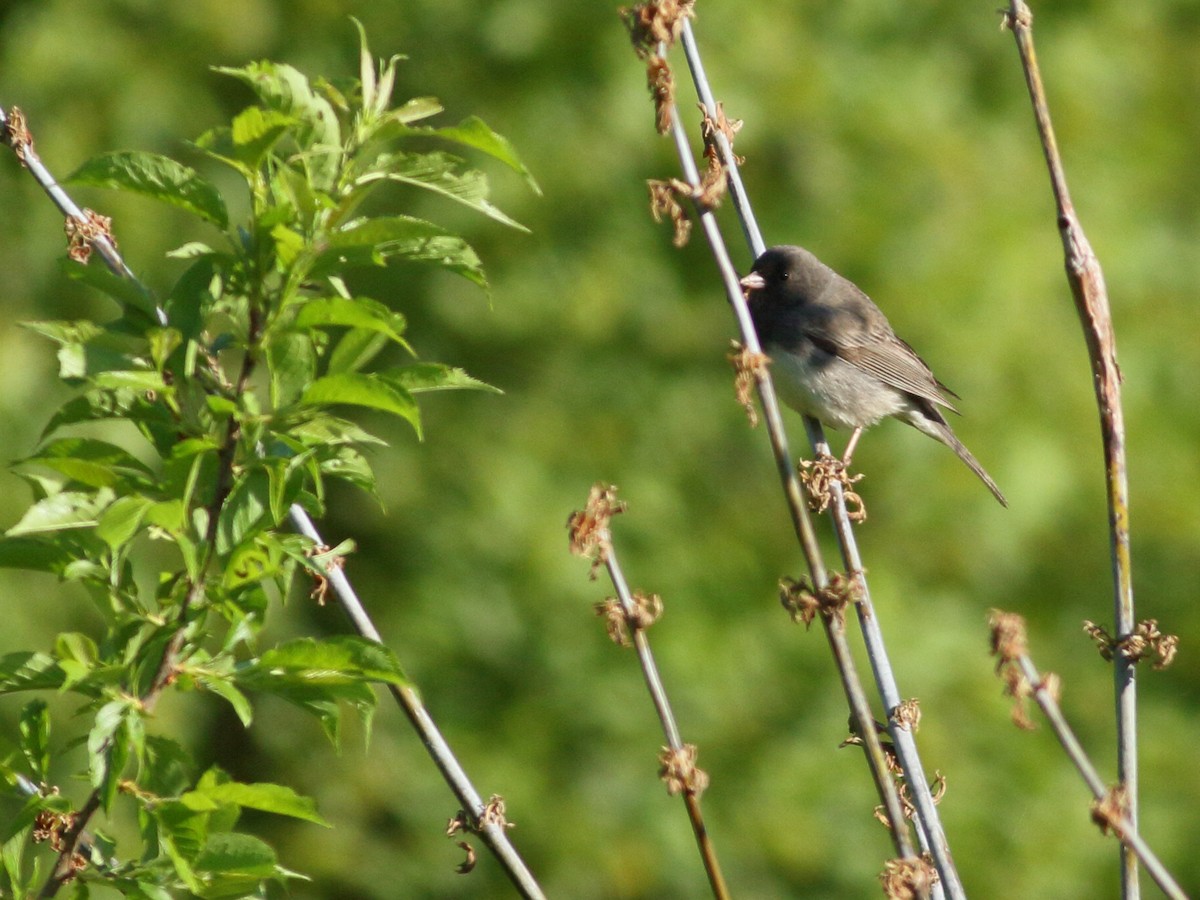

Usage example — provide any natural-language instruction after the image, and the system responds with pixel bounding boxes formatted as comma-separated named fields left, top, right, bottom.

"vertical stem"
left=1004, top=5, right=1137, bottom=896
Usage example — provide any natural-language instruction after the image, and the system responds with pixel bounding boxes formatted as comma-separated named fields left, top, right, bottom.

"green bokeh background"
left=1, top=1, right=1198, bottom=897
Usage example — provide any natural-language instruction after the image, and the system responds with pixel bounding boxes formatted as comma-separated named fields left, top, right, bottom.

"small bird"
left=740, top=245, right=1006, bottom=506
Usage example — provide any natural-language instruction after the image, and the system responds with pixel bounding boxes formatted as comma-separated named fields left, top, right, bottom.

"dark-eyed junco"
left=740, top=245, right=1006, bottom=507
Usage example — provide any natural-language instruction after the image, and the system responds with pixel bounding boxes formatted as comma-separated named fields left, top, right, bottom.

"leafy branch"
left=0, top=24, right=544, bottom=898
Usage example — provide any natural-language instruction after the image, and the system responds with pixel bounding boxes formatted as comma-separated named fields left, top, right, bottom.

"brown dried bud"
left=567, top=483, right=626, bottom=579
left=658, top=743, right=709, bottom=797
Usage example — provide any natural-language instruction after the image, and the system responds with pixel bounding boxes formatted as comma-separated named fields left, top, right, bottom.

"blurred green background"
left=1, top=0, right=1198, bottom=897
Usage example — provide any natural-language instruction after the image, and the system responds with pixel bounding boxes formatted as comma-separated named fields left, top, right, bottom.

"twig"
left=989, top=612, right=1185, bottom=900
left=2, top=101, right=546, bottom=900
left=642, top=38, right=924, bottom=876
left=1000, top=5, right=1139, bottom=896
left=676, top=19, right=962, bottom=899
left=568, top=486, right=730, bottom=899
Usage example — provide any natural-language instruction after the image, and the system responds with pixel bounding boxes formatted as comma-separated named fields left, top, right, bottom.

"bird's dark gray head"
left=741, top=245, right=834, bottom=306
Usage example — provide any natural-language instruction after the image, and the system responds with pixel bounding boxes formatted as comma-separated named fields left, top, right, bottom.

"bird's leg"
left=841, top=427, right=864, bottom=467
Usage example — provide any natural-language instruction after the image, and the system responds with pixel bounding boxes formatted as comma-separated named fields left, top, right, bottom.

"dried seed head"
left=798, top=454, right=866, bottom=521
left=479, top=794, right=512, bottom=830
left=891, top=698, right=921, bottom=733
left=647, top=57, right=675, bottom=134
left=646, top=178, right=693, bottom=247
left=65, top=209, right=116, bottom=264
left=879, top=855, right=938, bottom=900
left=4, top=106, right=33, bottom=164
left=658, top=743, right=709, bottom=797
left=619, top=0, right=696, bottom=57
left=567, top=483, right=626, bottom=579
left=1090, top=784, right=1129, bottom=838
left=779, top=575, right=819, bottom=628
left=454, top=841, right=477, bottom=874
left=728, top=341, right=769, bottom=426
left=988, top=609, right=1028, bottom=665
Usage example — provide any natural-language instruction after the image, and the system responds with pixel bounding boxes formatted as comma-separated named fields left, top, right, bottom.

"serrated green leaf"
left=196, top=676, right=254, bottom=728
left=395, top=114, right=540, bottom=193
left=6, top=489, right=113, bottom=537
left=242, top=636, right=406, bottom=687
left=194, top=832, right=278, bottom=876
left=315, top=215, right=486, bottom=287
left=66, top=151, right=229, bottom=228
left=17, top=438, right=153, bottom=490
left=18, top=701, right=50, bottom=780
left=95, top=494, right=154, bottom=550
left=300, top=373, right=420, bottom=435
left=319, top=446, right=378, bottom=496
left=293, top=296, right=411, bottom=352
left=59, top=258, right=161, bottom=320
left=183, top=781, right=329, bottom=826
left=215, top=62, right=340, bottom=188
left=266, top=329, right=316, bottom=409
left=0, top=538, right=75, bottom=574
left=327, top=328, right=388, bottom=375
left=89, top=699, right=134, bottom=811
left=381, top=363, right=501, bottom=395
left=362, top=150, right=527, bottom=231
left=282, top=414, right=386, bottom=448
left=230, top=106, right=296, bottom=168
left=154, top=801, right=206, bottom=892
left=389, top=96, right=443, bottom=125
left=20, top=319, right=104, bottom=347
left=215, top=469, right=271, bottom=555
left=91, top=369, right=168, bottom=393
left=0, top=653, right=65, bottom=693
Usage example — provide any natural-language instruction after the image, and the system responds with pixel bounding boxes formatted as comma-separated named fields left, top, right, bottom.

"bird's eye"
left=779, top=270, right=789, bottom=281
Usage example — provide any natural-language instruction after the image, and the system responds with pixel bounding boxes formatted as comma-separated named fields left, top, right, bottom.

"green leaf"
left=242, top=636, right=406, bottom=687
left=182, top=781, right=329, bottom=826
left=59, top=258, right=161, bottom=320
left=66, top=151, right=229, bottom=228
left=18, top=701, right=51, bottom=780
left=215, top=62, right=340, bottom=188
left=20, top=319, right=104, bottom=347
left=394, top=114, right=540, bottom=193
left=89, top=699, right=136, bottom=811
left=266, top=329, right=316, bottom=409
left=382, top=363, right=501, bottom=395
left=361, top=150, right=528, bottom=230
left=154, top=801, right=206, bottom=892
left=196, top=676, right=254, bottom=728
left=95, top=494, right=154, bottom=550
left=327, top=328, right=388, bottom=375
left=293, top=296, right=411, bottom=352
left=0, top=653, right=65, bottom=693
left=16, top=438, right=154, bottom=489
left=6, top=489, right=114, bottom=537
left=315, top=215, right=486, bottom=287
left=300, top=373, right=420, bottom=436
left=230, top=106, right=296, bottom=168
left=194, top=832, right=277, bottom=877
left=388, top=96, right=443, bottom=125
left=215, top=469, right=271, bottom=555
left=282, top=414, right=386, bottom=449
left=0, top=537, right=80, bottom=574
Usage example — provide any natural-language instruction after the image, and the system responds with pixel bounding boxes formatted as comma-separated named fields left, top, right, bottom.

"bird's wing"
left=803, top=293, right=960, bottom=413
left=838, top=339, right=959, bottom=413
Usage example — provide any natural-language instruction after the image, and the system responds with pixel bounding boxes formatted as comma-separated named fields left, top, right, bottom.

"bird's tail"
left=942, top=429, right=1007, bottom=507
left=908, top=408, right=1007, bottom=507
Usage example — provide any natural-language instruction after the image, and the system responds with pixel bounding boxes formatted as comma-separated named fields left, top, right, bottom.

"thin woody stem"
left=676, top=21, right=960, bottom=897
left=598, top=537, right=731, bottom=900
left=1003, top=5, right=1138, bottom=896
left=659, top=52, right=920, bottom=866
